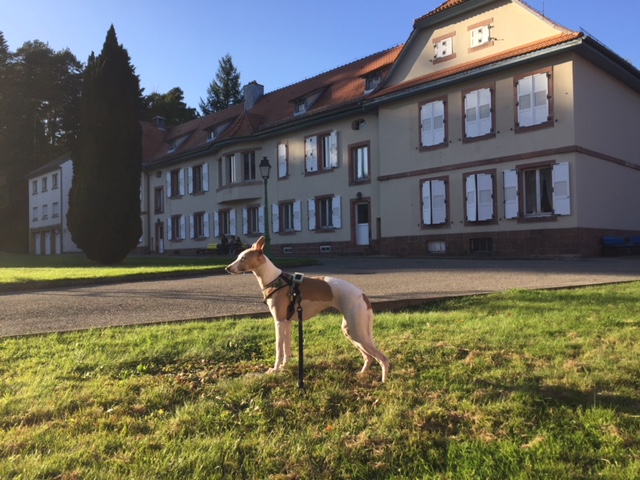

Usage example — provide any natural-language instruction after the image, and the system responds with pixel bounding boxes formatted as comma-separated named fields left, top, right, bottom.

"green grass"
left=2, top=283, right=640, bottom=479
left=0, top=253, right=317, bottom=285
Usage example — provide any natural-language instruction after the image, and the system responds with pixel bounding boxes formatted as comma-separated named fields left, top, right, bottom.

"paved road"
left=2, top=256, right=640, bottom=338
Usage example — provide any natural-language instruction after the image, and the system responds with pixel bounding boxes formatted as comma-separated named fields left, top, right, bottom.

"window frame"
left=462, top=85, right=495, bottom=142
left=154, top=187, right=164, bottom=214
left=420, top=176, right=449, bottom=227
left=419, top=97, right=448, bottom=150
left=305, top=131, right=338, bottom=175
left=433, top=31, right=456, bottom=63
left=349, top=141, right=371, bottom=185
left=463, top=170, right=497, bottom=225
left=468, top=18, right=494, bottom=52
left=514, top=67, right=554, bottom=132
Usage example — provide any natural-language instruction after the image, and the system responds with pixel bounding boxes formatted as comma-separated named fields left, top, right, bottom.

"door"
left=355, top=202, right=370, bottom=246
left=155, top=221, right=165, bottom=253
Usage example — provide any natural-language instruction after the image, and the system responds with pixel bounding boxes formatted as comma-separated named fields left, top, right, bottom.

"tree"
left=67, top=25, right=142, bottom=264
left=198, top=53, right=243, bottom=115
left=142, top=87, right=198, bottom=126
left=0, top=34, right=82, bottom=252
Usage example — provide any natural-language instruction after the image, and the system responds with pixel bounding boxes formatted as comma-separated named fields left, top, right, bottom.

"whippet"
left=225, top=236, right=389, bottom=382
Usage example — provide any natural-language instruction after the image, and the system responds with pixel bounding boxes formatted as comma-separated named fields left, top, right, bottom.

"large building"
left=30, top=0, right=640, bottom=257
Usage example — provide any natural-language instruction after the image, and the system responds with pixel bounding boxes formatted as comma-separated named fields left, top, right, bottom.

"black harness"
left=262, top=272, right=305, bottom=320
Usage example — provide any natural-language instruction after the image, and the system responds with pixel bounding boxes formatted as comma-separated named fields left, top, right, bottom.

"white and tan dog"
left=226, top=236, right=389, bottom=382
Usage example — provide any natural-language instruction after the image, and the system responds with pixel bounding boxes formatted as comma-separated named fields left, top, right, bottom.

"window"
left=207, top=129, right=217, bottom=142
left=189, top=163, right=208, bottom=194
left=52, top=173, right=58, bottom=189
left=277, top=143, right=288, bottom=178
left=465, top=172, right=495, bottom=222
left=242, top=152, right=257, bottom=181
left=225, top=154, right=239, bottom=184
left=42, top=204, right=48, bottom=220
left=32, top=206, right=38, bottom=221
left=308, top=195, right=341, bottom=231
left=516, top=70, right=552, bottom=129
left=469, top=20, right=493, bottom=49
left=420, top=98, right=447, bottom=148
left=421, top=178, right=448, bottom=226
left=32, top=180, right=38, bottom=195
left=305, top=131, right=338, bottom=173
left=190, top=212, right=209, bottom=239
left=52, top=202, right=59, bottom=218
left=154, top=187, right=164, bottom=213
left=243, top=205, right=263, bottom=236
left=294, top=99, right=307, bottom=115
left=273, top=200, right=302, bottom=233
left=41, top=176, right=48, bottom=192
left=433, top=32, right=455, bottom=62
left=365, top=72, right=382, bottom=93
left=168, top=214, right=185, bottom=240
left=503, top=162, right=570, bottom=219
left=215, top=209, right=236, bottom=237
left=464, top=87, right=494, bottom=139
left=349, top=142, right=370, bottom=184
left=167, top=169, right=185, bottom=198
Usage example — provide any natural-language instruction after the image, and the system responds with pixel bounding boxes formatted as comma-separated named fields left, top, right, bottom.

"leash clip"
left=292, top=272, right=305, bottom=285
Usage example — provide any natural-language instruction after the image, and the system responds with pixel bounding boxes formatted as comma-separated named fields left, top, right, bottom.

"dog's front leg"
left=267, top=318, right=291, bottom=374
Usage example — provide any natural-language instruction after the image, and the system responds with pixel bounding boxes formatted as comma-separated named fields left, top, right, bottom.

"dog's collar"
left=262, top=272, right=293, bottom=302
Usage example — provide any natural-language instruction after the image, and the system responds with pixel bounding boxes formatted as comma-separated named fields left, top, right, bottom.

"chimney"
left=243, top=81, right=264, bottom=111
left=152, top=116, right=166, bottom=130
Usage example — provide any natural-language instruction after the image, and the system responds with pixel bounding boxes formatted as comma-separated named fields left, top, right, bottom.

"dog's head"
left=225, top=236, right=267, bottom=274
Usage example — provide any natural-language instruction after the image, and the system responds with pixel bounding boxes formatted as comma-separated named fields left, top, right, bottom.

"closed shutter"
left=258, top=205, right=265, bottom=234
left=214, top=211, right=220, bottom=237
left=277, top=143, right=287, bottom=178
left=202, top=163, right=209, bottom=192
left=466, top=175, right=477, bottom=222
left=465, top=89, right=491, bottom=137
left=503, top=169, right=519, bottom=219
left=552, top=162, right=570, bottom=215
left=166, top=172, right=172, bottom=197
left=421, top=101, right=445, bottom=147
left=272, top=204, right=280, bottom=233
left=179, top=215, right=186, bottom=239
left=533, top=73, right=549, bottom=125
left=178, top=169, right=185, bottom=196
left=332, top=195, right=341, bottom=229
left=167, top=216, right=173, bottom=240
left=242, top=208, right=248, bottom=235
left=293, top=201, right=302, bottom=231
left=308, top=199, right=316, bottom=231
left=305, top=137, right=318, bottom=172
left=187, top=167, right=193, bottom=194
left=422, top=181, right=432, bottom=225
left=431, top=180, right=447, bottom=224
left=204, top=213, right=210, bottom=238
left=189, top=214, right=194, bottom=239
left=477, top=173, right=494, bottom=221
left=329, top=131, right=339, bottom=168
left=229, top=209, right=237, bottom=236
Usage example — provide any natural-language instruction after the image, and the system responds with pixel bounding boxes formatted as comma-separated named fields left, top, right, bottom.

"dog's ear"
left=254, top=236, right=266, bottom=252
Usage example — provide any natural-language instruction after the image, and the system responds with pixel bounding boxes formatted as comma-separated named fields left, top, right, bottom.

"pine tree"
left=67, top=25, right=142, bottom=264
left=199, top=53, right=243, bottom=115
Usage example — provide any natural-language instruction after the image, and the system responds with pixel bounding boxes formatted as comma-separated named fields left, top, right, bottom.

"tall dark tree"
left=199, top=53, right=243, bottom=115
left=67, top=26, right=142, bottom=264
left=142, top=87, right=198, bottom=126
left=0, top=34, right=82, bottom=252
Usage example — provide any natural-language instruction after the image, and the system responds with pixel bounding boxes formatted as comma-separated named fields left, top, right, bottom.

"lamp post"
left=259, top=156, right=272, bottom=255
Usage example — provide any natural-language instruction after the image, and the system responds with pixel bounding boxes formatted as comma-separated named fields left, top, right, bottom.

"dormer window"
left=167, top=135, right=188, bottom=153
left=292, top=90, right=323, bottom=116
left=294, top=99, right=307, bottom=115
left=433, top=31, right=456, bottom=63
left=365, top=73, right=382, bottom=93
left=207, top=129, right=217, bottom=142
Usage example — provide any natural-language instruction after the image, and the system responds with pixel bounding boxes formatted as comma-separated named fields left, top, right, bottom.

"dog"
left=226, top=236, right=389, bottom=382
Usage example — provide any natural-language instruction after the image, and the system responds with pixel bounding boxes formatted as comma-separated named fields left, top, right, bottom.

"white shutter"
left=258, top=205, right=265, bottom=234
left=503, top=169, right=519, bottom=219
left=431, top=180, right=447, bottom=224
left=293, top=201, right=302, bottom=231
left=332, top=195, right=341, bottom=229
left=422, top=181, right=432, bottom=225
left=242, top=208, right=248, bottom=235
left=420, top=103, right=432, bottom=147
left=307, top=199, right=316, bottom=231
left=187, top=167, right=194, bottom=194
left=166, top=172, right=172, bottom=197
left=422, top=101, right=445, bottom=147
left=329, top=131, right=338, bottom=168
left=464, top=93, right=477, bottom=137
left=180, top=215, right=186, bottom=239
left=478, top=88, right=492, bottom=136
left=517, top=76, right=534, bottom=127
left=277, top=143, right=287, bottom=178
left=189, top=214, right=194, bottom=239
left=204, top=213, right=210, bottom=238
left=533, top=73, right=549, bottom=125
left=477, top=173, right=494, bottom=221
left=433, top=100, right=445, bottom=145
left=229, top=209, right=237, bottom=236
left=272, top=204, right=280, bottom=233
left=167, top=216, right=173, bottom=240
left=552, top=162, right=571, bottom=215
left=305, top=137, right=318, bottom=172
left=466, top=175, right=477, bottom=222
left=214, top=211, right=220, bottom=237
left=178, top=169, right=185, bottom=196
left=202, top=163, right=209, bottom=192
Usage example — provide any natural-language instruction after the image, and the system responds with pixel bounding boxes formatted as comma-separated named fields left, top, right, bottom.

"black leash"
left=291, top=273, right=305, bottom=389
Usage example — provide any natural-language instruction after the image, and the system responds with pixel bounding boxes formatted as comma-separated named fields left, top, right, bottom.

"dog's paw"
left=265, top=367, right=280, bottom=375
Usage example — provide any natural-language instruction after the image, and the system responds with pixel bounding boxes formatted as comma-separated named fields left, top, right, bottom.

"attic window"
left=167, top=135, right=187, bottom=153
left=294, top=99, right=307, bottom=115
left=365, top=73, right=382, bottom=93
left=468, top=19, right=494, bottom=50
left=206, top=129, right=217, bottom=142
left=433, top=31, right=456, bottom=63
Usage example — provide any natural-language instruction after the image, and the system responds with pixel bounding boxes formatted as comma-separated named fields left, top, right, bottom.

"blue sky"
left=3, top=0, right=639, bottom=111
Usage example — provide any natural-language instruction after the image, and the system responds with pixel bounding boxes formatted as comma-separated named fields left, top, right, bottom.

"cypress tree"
left=67, top=26, right=142, bottom=264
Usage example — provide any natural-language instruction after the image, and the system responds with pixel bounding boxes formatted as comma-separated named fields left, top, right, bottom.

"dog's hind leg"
left=341, top=317, right=389, bottom=382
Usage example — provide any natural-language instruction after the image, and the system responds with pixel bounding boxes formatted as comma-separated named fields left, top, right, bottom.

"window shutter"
left=258, top=205, right=265, bottom=234
left=167, top=216, right=173, bottom=240
left=204, top=213, right=210, bottom=238
left=242, top=208, right=248, bottom=235
left=180, top=215, right=186, bottom=239
left=478, top=88, right=492, bottom=136
left=552, top=162, right=571, bottom=215
left=433, top=100, right=445, bottom=144
left=432, top=180, right=447, bottom=224
left=332, top=195, right=341, bottom=229
left=307, top=199, right=316, bottom=230
left=517, top=76, right=534, bottom=127
left=305, top=137, right=318, bottom=172
left=202, top=163, right=209, bottom=192
left=293, top=201, right=302, bottom=231
left=189, top=214, right=194, bottom=239
left=503, top=169, right=519, bottom=219
left=166, top=172, right=172, bottom=197
left=272, top=204, right=280, bottom=233
left=214, top=211, right=220, bottom=237
left=187, top=167, right=193, bottom=194
left=477, top=173, right=494, bottom=221
left=329, top=131, right=339, bottom=168
left=420, top=103, right=432, bottom=147
left=229, top=209, right=237, bottom=236
left=179, top=169, right=185, bottom=196
left=533, top=73, right=549, bottom=124
left=464, top=93, right=476, bottom=137
left=277, top=143, right=287, bottom=178
left=422, top=181, right=432, bottom=225
left=466, top=175, right=477, bottom=222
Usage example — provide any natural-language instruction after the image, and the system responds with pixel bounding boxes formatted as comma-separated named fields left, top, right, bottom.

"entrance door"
left=355, top=202, right=370, bottom=246
left=155, top=221, right=165, bottom=253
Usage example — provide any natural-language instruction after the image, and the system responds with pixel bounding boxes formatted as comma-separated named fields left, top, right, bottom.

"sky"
left=3, top=0, right=639, bottom=112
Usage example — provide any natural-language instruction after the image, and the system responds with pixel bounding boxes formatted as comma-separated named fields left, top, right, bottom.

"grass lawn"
left=1, top=282, right=640, bottom=478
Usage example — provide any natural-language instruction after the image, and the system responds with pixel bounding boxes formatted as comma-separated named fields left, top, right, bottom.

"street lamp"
left=259, top=156, right=272, bottom=254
